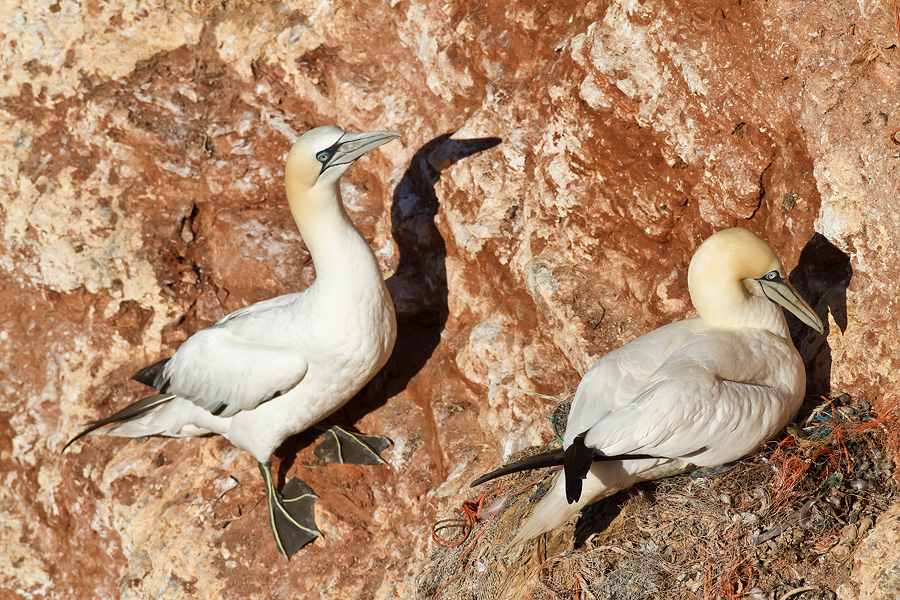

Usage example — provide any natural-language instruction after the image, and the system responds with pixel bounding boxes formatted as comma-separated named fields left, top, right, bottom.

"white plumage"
left=68, top=125, right=399, bottom=557
left=474, top=228, right=824, bottom=545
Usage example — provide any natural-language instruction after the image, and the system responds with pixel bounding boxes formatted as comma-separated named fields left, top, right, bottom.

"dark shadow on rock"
left=381, top=133, right=502, bottom=398
left=787, top=233, right=852, bottom=395
left=574, top=482, right=666, bottom=548
left=574, top=490, right=630, bottom=547
left=275, top=133, right=502, bottom=484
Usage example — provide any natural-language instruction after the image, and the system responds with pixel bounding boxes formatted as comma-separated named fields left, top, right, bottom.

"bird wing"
left=564, top=318, right=707, bottom=446
left=580, top=329, right=792, bottom=464
left=155, top=294, right=310, bottom=418
left=215, top=293, right=303, bottom=325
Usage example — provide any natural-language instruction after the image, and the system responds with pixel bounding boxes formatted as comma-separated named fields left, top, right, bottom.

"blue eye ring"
left=764, top=271, right=779, bottom=281
left=316, top=151, right=330, bottom=163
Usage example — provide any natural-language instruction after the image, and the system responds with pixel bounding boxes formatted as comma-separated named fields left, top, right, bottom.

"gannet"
left=472, top=228, right=824, bottom=545
left=66, top=125, right=400, bottom=558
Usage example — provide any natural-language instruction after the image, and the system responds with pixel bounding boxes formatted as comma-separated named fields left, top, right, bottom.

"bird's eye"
left=764, top=271, right=779, bottom=281
left=316, top=151, right=330, bottom=163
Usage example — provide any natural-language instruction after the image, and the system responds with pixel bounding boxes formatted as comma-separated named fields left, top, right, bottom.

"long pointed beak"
left=327, top=130, right=399, bottom=169
left=758, top=277, right=824, bottom=334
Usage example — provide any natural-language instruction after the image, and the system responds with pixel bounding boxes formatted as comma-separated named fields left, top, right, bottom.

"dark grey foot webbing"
left=258, top=461, right=320, bottom=558
left=312, top=425, right=392, bottom=465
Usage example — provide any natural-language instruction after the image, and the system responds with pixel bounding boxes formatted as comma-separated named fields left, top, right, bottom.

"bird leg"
left=258, top=461, right=320, bottom=558
left=313, top=425, right=392, bottom=465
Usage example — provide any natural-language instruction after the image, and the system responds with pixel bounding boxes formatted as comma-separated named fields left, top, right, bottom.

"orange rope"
left=431, top=485, right=502, bottom=548
left=430, top=471, right=554, bottom=600
left=766, top=396, right=900, bottom=512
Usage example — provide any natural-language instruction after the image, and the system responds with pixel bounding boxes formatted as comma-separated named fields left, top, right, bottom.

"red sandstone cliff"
left=1, top=1, right=898, bottom=598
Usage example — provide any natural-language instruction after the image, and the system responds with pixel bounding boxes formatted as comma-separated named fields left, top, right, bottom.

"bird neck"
left=693, top=281, right=790, bottom=338
left=287, top=183, right=381, bottom=288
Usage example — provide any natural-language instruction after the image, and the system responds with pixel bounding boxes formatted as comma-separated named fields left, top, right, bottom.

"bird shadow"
left=274, top=133, right=502, bottom=485
left=786, top=232, right=852, bottom=396
left=382, top=133, right=503, bottom=397
left=573, top=489, right=630, bottom=547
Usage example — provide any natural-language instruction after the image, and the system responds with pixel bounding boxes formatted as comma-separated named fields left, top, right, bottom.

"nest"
left=416, top=393, right=897, bottom=600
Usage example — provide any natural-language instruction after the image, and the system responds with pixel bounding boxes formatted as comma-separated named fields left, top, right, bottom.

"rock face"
left=1, top=1, right=898, bottom=598
left=838, top=504, right=900, bottom=600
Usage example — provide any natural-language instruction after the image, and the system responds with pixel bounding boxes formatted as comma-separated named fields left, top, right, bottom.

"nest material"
left=418, top=393, right=897, bottom=600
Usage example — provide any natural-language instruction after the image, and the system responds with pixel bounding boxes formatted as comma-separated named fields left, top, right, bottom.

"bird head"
left=285, top=126, right=399, bottom=198
left=688, top=228, right=824, bottom=334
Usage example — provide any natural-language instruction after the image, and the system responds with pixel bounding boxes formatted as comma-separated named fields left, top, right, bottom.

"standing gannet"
left=65, top=125, right=400, bottom=558
left=472, top=228, right=824, bottom=544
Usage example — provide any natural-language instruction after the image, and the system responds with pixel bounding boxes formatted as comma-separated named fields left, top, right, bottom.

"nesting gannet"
left=65, top=125, right=399, bottom=558
left=472, top=228, right=824, bottom=545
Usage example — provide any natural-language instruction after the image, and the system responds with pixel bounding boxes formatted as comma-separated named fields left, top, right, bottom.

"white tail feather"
left=510, top=458, right=689, bottom=546
left=103, top=397, right=229, bottom=438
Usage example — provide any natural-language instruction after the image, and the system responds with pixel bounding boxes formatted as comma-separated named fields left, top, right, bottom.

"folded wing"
left=577, top=329, right=792, bottom=465
left=153, top=295, right=310, bottom=418
left=564, top=318, right=707, bottom=447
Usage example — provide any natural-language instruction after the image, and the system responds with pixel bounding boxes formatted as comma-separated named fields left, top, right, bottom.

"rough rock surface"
left=1, top=1, right=898, bottom=599
left=838, top=503, right=900, bottom=600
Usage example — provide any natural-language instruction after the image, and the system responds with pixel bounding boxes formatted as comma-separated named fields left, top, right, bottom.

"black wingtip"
left=63, top=416, right=125, bottom=452
left=470, top=438, right=661, bottom=492
left=62, top=393, right=175, bottom=453
left=62, top=425, right=96, bottom=452
left=132, top=358, right=170, bottom=388
left=565, top=477, right=584, bottom=504
left=470, top=449, right=567, bottom=487
left=563, top=433, right=594, bottom=504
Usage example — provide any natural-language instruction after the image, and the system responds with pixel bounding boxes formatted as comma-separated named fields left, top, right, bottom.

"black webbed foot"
left=313, top=425, right=391, bottom=465
left=258, top=462, right=320, bottom=558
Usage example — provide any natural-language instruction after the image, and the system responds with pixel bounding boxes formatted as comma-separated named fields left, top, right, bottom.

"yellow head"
left=284, top=126, right=399, bottom=199
left=688, top=228, right=823, bottom=333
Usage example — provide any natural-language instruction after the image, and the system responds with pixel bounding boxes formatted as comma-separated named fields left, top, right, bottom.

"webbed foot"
left=313, top=425, right=392, bottom=465
left=258, top=461, right=320, bottom=558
